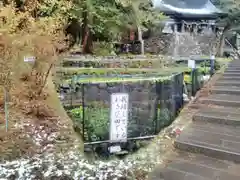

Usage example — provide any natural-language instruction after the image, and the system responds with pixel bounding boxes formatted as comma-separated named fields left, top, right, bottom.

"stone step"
left=224, top=70, right=240, bottom=73
left=226, top=63, right=240, bottom=66
left=153, top=167, right=212, bottom=180
left=215, top=80, right=240, bottom=87
left=150, top=152, right=240, bottom=180
left=223, top=72, right=240, bottom=76
left=226, top=68, right=240, bottom=71
left=175, top=122, right=240, bottom=162
left=219, top=76, right=240, bottom=81
left=228, top=62, right=240, bottom=64
left=211, top=86, right=240, bottom=95
left=226, top=65, right=240, bottom=68
left=227, top=62, right=240, bottom=65
left=193, top=107, right=240, bottom=126
left=200, top=94, right=240, bottom=107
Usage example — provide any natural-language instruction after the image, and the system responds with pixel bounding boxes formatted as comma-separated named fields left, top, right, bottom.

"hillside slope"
left=0, top=74, right=81, bottom=160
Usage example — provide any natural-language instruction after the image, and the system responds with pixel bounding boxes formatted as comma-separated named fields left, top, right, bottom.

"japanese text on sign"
left=188, top=59, right=196, bottom=69
left=110, top=93, right=129, bottom=142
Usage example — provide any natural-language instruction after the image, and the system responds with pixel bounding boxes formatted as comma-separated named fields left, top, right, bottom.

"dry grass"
left=0, top=75, right=80, bottom=160
left=0, top=3, right=81, bottom=160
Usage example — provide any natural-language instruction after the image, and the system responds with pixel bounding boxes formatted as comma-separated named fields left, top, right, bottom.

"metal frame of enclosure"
left=63, top=73, right=186, bottom=144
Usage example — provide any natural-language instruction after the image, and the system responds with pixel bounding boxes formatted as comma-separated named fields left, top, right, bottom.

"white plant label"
left=109, top=145, right=121, bottom=153
left=188, top=59, right=196, bottom=69
left=24, top=56, right=35, bottom=62
left=110, top=93, right=129, bottom=142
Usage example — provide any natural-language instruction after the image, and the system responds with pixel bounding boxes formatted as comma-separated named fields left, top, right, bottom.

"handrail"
left=224, top=38, right=240, bottom=58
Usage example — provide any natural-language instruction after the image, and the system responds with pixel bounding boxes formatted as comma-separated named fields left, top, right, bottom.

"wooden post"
left=137, top=26, right=144, bottom=55
left=4, top=87, right=8, bottom=132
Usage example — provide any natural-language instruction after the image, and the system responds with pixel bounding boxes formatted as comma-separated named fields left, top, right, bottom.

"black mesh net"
left=63, top=73, right=184, bottom=143
left=185, top=69, right=204, bottom=97
left=192, top=69, right=205, bottom=96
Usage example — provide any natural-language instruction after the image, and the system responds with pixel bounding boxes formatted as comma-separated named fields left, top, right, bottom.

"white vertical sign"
left=188, top=59, right=196, bottom=69
left=110, top=93, right=129, bottom=142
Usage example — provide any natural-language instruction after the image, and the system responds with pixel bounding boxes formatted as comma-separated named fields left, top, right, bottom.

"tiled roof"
left=152, top=0, right=223, bottom=18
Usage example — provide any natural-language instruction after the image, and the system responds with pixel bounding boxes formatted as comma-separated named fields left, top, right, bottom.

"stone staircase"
left=150, top=60, right=240, bottom=180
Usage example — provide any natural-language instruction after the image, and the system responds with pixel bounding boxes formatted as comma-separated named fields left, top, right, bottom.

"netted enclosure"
left=155, top=73, right=184, bottom=131
left=61, top=73, right=183, bottom=143
left=53, top=54, right=221, bottom=156
left=182, top=58, right=222, bottom=97
left=184, top=68, right=205, bottom=97
left=190, top=69, right=203, bottom=96
left=53, top=56, right=185, bottom=93
left=59, top=55, right=169, bottom=68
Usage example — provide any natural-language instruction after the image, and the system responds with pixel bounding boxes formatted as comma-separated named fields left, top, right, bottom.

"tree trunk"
left=217, top=26, right=229, bottom=57
left=81, top=10, right=93, bottom=54
left=38, top=63, right=53, bottom=95
left=82, top=27, right=89, bottom=53
left=137, top=26, right=144, bottom=55
left=218, top=32, right=226, bottom=57
left=86, top=29, right=93, bottom=54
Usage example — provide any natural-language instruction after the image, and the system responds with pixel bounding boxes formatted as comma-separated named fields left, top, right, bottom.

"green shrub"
left=69, top=106, right=109, bottom=142
left=200, top=60, right=220, bottom=71
left=93, top=42, right=116, bottom=56
left=69, top=105, right=173, bottom=142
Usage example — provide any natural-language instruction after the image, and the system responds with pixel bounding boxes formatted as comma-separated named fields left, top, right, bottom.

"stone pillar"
left=173, top=24, right=178, bottom=58
left=174, top=24, right=178, bottom=32
left=181, top=21, right=185, bottom=33
left=236, top=33, right=240, bottom=50
left=193, top=24, right=197, bottom=34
